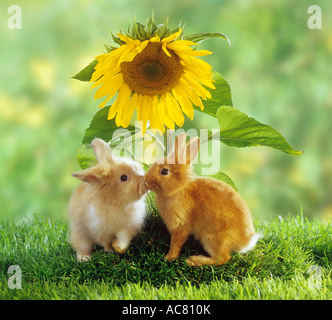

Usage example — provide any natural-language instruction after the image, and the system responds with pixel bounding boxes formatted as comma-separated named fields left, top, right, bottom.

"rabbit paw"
left=76, top=254, right=91, bottom=262
left=164, top=253, right=178, bottom=261
left=112, top=244, right=127, bottom=254
left=112, top=239, right=127, bottom=254
left=186, top=255, right=212, bottom=267
left=186, top=255, right=230, bottom=266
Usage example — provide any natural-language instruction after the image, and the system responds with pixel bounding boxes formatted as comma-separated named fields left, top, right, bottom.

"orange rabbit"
left=145, top=133, right=261, bottom=266
left=69, top=138, right=147, bottom=262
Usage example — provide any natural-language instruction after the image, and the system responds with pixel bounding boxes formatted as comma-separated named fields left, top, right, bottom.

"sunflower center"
left=121, top=42, right=183, bottom=96
left=139, top=61, right=166, bottom=83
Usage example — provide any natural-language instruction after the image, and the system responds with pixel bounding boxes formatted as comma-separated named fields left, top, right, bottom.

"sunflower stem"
left=145, top=130, right=166, bottom=152
left=107, top=130, right=133, bottom=146
left=123, top=148, right=146, bottom=166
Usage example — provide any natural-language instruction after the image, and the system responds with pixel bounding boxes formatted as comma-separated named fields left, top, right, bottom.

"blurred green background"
left=0, top=0, right=331, bottom=221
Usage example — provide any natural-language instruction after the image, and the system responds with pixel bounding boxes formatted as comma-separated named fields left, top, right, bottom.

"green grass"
left=0, top=213, right=331, bottom=300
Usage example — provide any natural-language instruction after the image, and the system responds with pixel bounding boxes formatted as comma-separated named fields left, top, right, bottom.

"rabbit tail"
left=238, top=233, right=263, bottom=253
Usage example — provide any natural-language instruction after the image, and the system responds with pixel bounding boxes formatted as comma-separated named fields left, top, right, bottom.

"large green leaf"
left=195, top=71, right=233, bottom=117
left=209, top=171, right=238, bottom=191
left=77, top=107, right=136, bottom=169
left=184, top=32, right=231, bottom=47
left=72, top=60, right=98, bottom=82
left=81, top=106, right=135, bottom=144
left=213, top=106, right=303, bottom=156
left=76, top=144, right=98, bottom=170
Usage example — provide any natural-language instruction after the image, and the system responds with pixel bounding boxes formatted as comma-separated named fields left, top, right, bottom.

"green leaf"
left=184, top=32, right=231, bottom=47
left=77, top=107, right=137, bottom=169
left=195, top=71, right=233, bottom=117
left=111, top=32, right=125, bottom=47
left=72, top=60, right=98, bottom=82
left=209, top=171, right=238, bottom=191
left=213, top=106, right=303, bottom=155
left=76, top=144, right=98, bottom=170
left=156, top=17, right=170, bottom=39
left=146, top=12, right=158, bottom=36
left=82, top=106, right=135, bottom=145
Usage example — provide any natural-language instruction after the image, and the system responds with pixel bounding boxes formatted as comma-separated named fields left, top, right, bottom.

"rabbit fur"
left=145, top=133, right=261, bottom=266
left=69, top=138, right=147, bottom=261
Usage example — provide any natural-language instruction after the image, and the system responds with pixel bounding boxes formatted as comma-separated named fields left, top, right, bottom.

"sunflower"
left=90, top=21, right=216, bottom=133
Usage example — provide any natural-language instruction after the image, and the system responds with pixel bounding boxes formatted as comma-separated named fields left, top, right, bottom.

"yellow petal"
left=136, top=40, right=149, bottom=53
left=94, top=44, right=128, bottom=67
left=162, top=43, right=171, bottom=57
left=90, top=49, right=125, bottom=82
left=149, top=95, right=165, bottom=133
left=94, top=73, right=124, bottom=100
left=136, top=94, right=149, bottom=133
left=118, top=33, right=141, bottom=46
left=159, top=94, right=175, bottom=130
left=107, top=99, right=119, bottom=120
left=189, top=56, right=213, bottom=70
left=90, top=66, right=121, bottom=89
left=161, top=28, right=182, bottom=44
left=165, top=92, right=184, bottom=127
left=183, top=68, right=215, bottom=89
left=148, top=95, right=157, bottom=129
left=181, top=73, right=212, bottom=99
left=115, top=110, right=122, bottom=126
left=121, top=92, right=139, bottom=128
left=114, top=84, right=132, bottom=126
left=107, top=87, right=125, bottom=120
left=189, top=49, right=212, bottom=57
left=117, top=45, right=140, bottom=65
left=100, top=94, right=114, bottom=109
left=165, top=41, right=196, bottom=54
left=181, top=58, right=213, bottom=77
left=94, top=53, right=109, bottom=64
left=136, top=94, right=144, bottom=120
left=143, top=95, right=153, bottom=132
left=172, top=88, right=194, bottom=120
left=167, top=42, right=212, bottom=57
left=177, top=79, right=204, bottom=110
left=149, top=35, right=161, bottom=43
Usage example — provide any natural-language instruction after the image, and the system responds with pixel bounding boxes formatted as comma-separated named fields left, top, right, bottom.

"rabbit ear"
left=166, top=132, right=187, bottom=164
left=72, top=167, right=100, bottom=184
left=185, top=136, right=200, bottom=164
left=91, top=138, right=114, bottom=164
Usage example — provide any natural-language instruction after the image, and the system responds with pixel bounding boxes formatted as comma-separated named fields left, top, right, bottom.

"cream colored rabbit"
left=145, top=133, right=261, bottom=266
left=69, top=138, right=147, bottom=261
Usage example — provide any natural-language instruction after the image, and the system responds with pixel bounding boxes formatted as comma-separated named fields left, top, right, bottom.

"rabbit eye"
left=120, top=174, right=128, bottom=182
left=160, top=168, right=169, bottom=176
